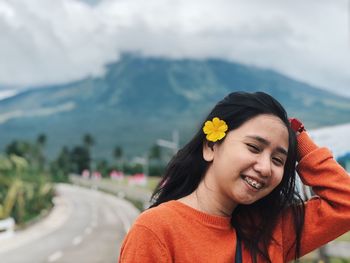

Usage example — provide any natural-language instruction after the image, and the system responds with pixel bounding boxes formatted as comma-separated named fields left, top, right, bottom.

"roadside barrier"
left=0, top=217, right=15, bottom=240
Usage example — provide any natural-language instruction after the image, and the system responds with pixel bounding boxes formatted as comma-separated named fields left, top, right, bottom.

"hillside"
left=0, top=54, right=349, bottom=160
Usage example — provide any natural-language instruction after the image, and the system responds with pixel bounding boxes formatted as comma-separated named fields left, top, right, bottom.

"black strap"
left=235, top=234, right=242, bottom=263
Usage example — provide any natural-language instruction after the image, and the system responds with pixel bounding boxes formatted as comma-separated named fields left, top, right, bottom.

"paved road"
left=70, top=175, right=152, bottom=209
left=0, top=183, right=139, bottom=263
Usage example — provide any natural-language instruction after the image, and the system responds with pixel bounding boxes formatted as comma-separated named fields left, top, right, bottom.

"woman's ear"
left=203, top=141, right=215, bottom=162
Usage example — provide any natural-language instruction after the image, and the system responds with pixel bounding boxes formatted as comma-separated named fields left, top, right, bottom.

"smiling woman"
left=119, top=91, right=350, bottom=263
left=199, top=114, right=289, bottom=211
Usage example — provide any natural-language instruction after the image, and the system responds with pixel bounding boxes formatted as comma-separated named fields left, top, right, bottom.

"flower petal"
left=218, top=123, right=228, bottom=132
left=203, top=123, right=214, bottom=134
left=207, top=133, right=218, bottom=142
left=212, top=117, right=221, bottom=126
left=217, top=132, right=226, bottom=140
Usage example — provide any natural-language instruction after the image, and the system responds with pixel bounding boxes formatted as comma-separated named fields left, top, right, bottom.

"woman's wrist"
left=289, top=118, right=318, bottom=160
left=296, top=131, right=318, bottom=161
left=289, top=118, right=306, bottom=135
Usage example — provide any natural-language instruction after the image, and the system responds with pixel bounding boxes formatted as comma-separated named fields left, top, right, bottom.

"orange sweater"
left=119, top=132, right=350, bottom=262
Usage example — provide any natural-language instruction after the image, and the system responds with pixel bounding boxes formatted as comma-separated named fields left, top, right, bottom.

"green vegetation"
left=49, top=132, right=166, bottom=181
left=0, top=134, right=54, bottom=226
left=337, top=232, right=350, bottom=242
left=101, top=176, right=161, bottom=192
left=300, top=256, right=350, bottom=263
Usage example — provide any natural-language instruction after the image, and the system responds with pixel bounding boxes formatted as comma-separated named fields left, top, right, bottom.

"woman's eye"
left=247, top=144, right=260, bottom=153
left=273, top=157, right=284, bottom=166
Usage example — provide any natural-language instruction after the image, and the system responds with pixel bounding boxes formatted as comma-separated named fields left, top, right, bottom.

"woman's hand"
left=289, top=118, right=306, bottom=136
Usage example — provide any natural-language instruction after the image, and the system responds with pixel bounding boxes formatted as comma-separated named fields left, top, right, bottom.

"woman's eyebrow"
left=245, top=135, right=288, bottom=156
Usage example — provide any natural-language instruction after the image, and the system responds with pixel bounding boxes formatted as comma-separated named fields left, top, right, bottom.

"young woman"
left=119, top=92, right=350, bottom=262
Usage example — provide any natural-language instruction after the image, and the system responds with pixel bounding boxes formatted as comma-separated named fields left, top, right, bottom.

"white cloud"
left=0, top=101, right=75, bottom=124
left=0, top=0, right=349, bottom=97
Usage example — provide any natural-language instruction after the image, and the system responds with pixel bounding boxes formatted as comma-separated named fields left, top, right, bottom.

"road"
left=70, top=175, right=152, bottom=209
left=0, top=183, right=139, bottom=263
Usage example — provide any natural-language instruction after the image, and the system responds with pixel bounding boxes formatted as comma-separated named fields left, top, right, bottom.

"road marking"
left=103, top=206, right=118, bottom=224
left=72, top=236, right=82, bottom=246
left=48, top=251, right=63, bottom=262
left=100, top=192, right=134, bottom=233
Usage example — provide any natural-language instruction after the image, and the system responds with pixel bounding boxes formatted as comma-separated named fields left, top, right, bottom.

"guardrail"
left=0, top=217, right=15, bottom=240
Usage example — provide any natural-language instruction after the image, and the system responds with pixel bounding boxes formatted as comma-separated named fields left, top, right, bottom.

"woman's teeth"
left=243, top=176, right=263, bottom=190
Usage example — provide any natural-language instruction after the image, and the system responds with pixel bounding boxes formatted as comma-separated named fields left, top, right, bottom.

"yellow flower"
left=203, top=117, right=228, bottom=142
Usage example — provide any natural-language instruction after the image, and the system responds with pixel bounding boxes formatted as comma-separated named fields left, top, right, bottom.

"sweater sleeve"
left=283, top=132, right=350, bottom=261
left=119, top=224, right=171, bottom=263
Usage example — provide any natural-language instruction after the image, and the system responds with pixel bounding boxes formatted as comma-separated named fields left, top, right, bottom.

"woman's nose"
left=253, top=154, right=272, bottom=177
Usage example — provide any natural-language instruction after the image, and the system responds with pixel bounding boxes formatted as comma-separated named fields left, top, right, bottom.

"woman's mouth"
left=241, top=175, right=264, bottom=190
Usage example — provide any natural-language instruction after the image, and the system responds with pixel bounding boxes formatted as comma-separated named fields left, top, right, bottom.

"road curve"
left=0, top=183, right=139, bottom=263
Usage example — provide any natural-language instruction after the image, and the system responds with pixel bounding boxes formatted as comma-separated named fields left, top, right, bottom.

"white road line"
left=102, top=193, right=134, bottom=233
left=48, top=251, right=63, bottom=262
left=103, top=206, right=118, bottom=224
left=72, top=236, right=82, bottom=246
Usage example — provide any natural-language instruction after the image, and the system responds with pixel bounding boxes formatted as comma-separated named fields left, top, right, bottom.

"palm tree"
left=36, top=134, right=47, bottom=147
left=36, top=134, right=47, bottom=170
left=82, top=134, right=95, bottom=171
left=113, top=146, right=123, bottom=171
left=113, top=146, right=123, bottom=160
left=70, top=146, right=90, bottom=173
left=83, top=134, right=95, bottom=150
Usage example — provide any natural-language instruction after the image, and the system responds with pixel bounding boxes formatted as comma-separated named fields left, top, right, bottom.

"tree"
left=5, top=141, right=31, bottom=159
left=82, top=133, right=95, bottom=172
left=36, top=134, right=47, bottom=147
left=36, top=134, right=47, bottom=170
left=96, top=159, right=109, bottom=177
left=113, top=146, right=123, bottom=170
left=5, top=138, right=49, bottom=171
left=70, top=146, right=90, bottom=174
left=83, top=133, right=95, bottom=150
left=148, top=144, right=165, bottom=176
left=113, top=146, right=123, bottom=160
left=149, top=144, right=161, bottom=160
left=50, top=146, right=72, bottom=182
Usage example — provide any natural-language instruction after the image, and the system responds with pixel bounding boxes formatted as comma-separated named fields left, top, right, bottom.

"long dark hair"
left=150, top=91, right=305, bottom=262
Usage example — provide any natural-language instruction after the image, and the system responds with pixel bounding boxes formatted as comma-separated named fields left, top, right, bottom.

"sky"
left=0, top=0, right=349, bottom=98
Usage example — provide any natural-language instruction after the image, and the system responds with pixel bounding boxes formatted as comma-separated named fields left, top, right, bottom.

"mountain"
left=0, top=54, right=349, bottom=160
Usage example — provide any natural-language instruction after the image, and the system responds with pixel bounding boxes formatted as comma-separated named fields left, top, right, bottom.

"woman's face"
left=202, top=114, right=289, bottom=209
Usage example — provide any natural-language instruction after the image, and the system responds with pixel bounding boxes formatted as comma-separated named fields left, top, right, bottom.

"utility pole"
left=156, top=130, right=179, bottom=155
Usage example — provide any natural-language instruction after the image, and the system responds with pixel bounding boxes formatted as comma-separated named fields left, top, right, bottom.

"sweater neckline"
left=164, top=200, right=232, bottom=230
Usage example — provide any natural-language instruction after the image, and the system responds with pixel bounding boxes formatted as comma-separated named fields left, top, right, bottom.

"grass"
left=299, top=257, right=350, bottom=263
left=336, top=232, right=350, bottom=242
left=99, top=176, right=162, bottom=211
left=102, top=176, right=161, bottom=192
